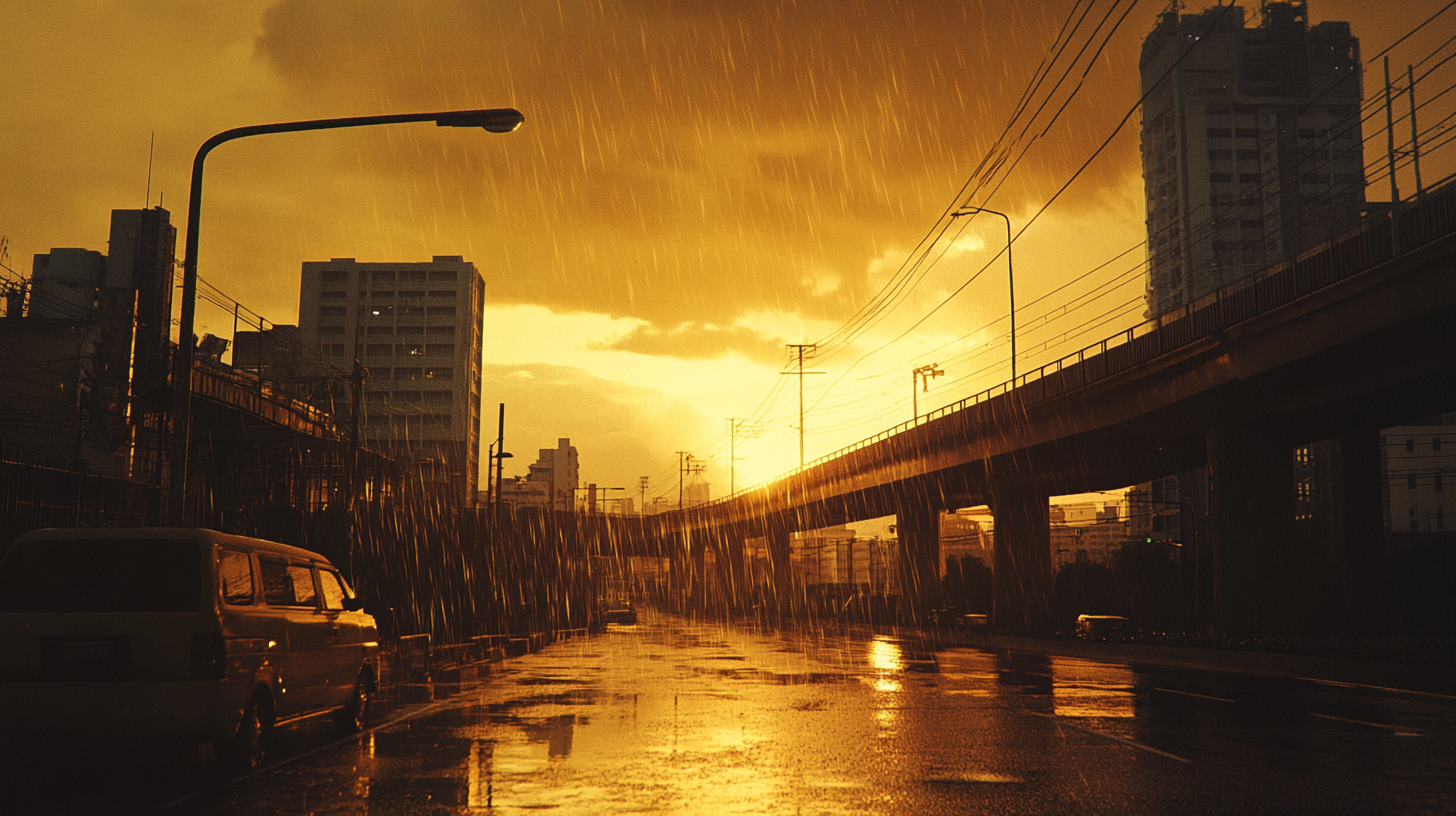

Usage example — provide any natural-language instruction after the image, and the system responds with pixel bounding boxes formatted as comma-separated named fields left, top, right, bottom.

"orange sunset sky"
left=1, top=1, right=1446, bottom=504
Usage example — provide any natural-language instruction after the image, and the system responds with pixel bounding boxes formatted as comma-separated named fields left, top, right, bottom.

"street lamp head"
left=498, top=452, right=514, bottom=459
left=434, top=108, right=525, bottom=133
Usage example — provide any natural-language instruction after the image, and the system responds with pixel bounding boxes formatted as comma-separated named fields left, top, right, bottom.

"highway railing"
left=700, top=180, right=1456, bottom=512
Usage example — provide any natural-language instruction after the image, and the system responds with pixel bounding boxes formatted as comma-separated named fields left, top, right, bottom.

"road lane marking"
left=1154, top=687, right=1236, bottom=703
left=1028, top=712, right=1192, bottom=764
left=1309, top=712, right=1426, bottom=736
left=1297, top=677, right=1456, bottom=701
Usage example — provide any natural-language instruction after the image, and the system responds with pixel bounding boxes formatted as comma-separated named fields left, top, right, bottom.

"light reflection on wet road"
left=10, top=610, right=1456, bottom=814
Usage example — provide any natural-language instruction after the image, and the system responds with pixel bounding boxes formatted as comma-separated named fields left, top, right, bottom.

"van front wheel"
left=333, top=673, right=371, bottom=735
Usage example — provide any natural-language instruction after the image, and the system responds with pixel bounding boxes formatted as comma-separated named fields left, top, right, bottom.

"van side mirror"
left=342, top=597, right=366, bottom=612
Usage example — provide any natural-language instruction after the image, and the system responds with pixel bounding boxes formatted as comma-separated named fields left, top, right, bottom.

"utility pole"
left=1408, top=64, right=1424, bottom=202
left=783, top=344, right=823, bottom=468
left=685, top=458, right=707, bottom=507
left=348, top=358, right=366, bottom=511
left=677, top=451, right=691, bottom=510
left=911, top=363, right=944, bottom=420
left=638, top=476, right=649, bottom=514
left=726, top=418, right=762, bottom=494
left=1385, top=56, right=1402, bottom=254
left=493, top=403, right=506, bottom=520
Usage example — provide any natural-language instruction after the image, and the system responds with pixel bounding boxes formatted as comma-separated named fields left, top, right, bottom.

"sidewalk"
left=968, top=633, right=1456, bottom=697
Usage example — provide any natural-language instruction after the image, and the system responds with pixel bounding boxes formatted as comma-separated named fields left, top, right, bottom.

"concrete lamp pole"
left=166, top=108, right=524, bottom=525
left=952, top=206, right=1015, bottom=383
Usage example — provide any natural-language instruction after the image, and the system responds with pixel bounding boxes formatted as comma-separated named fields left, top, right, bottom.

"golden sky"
left=1, top=1, right=1445, bottom=502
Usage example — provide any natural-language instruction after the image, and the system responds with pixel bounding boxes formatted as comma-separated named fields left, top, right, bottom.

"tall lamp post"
left=911, top=362, right=943, bottom=420
left=952, top=206, right=1015, bottom=383
left=166, top=108, right=524, bottom=525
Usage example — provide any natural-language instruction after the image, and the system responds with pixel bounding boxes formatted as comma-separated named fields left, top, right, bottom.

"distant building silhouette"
left=1140, top=1, right=1364, bottom=319
left=500, top=437, right=579, bottom=511
left=297, top=256, right=484, bottom=503
left=0, top=208, right=176, bottom=480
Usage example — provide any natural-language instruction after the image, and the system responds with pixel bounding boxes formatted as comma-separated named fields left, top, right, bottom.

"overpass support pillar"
left=989, top=478, right=1053, bottom=633
left=1207, top=424, right=1296, bottom=634
left=720, top=526, right=747, bottom=616
left=895, top=503, right=943, bottom=626
left=687, top=530, right=707, bottom=616
left=1340, top=428, right=1386, bottom=626
left=766, top=524, right=794, bottom=618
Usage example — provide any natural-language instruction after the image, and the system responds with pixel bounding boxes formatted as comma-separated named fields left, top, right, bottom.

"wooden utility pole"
left=784, top=344, right=823, bottom=468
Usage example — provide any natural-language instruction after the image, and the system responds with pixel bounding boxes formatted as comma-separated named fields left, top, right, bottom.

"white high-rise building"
left=1140, top=2, right=1364, bottom=318
left=297, top=256, right=484, bottom=503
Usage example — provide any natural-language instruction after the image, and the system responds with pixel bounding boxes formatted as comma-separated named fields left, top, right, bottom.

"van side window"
left=319, top=570, right=347, bottom=611
left=219, top=550, right=254, bottom=605
left=260, top=560, right=319, bottom=608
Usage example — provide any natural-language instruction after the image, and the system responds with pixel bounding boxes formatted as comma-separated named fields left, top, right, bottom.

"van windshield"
left=0, top=538, right=201, bottom=613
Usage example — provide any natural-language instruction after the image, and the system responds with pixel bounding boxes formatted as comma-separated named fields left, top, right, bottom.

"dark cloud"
left=588, top=321, right=785, bottom=363
left=247, top=0, right=1147, bottom=328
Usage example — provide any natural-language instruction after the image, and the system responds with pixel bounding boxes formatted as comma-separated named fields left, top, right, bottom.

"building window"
left=371, top=290, right=396, bottom=299
left=394, top=367, right=422, bottom=380
left=322, top=290, right=346, bottom=299
left=1207, top=128, right=1232, bottom=138
left=1234, top=128, right=1258, bottom=138
left=398, top=290, right=426, bottom=298
left=1436, top=473, right=1444, bottom=493
left=396, top=325, right=425, bottom=335
left=422, top=390, right=451, bottom=403
left=427, top=305, right=456, bottom=316
left=371, top=270, right=396, bottom=282
left=1407, top=439, right=1416, bottom=452
left=369, top=305, right=395, bottom=317
left=319, top=305, right=347, bottom=317
left=427, top=290, right=456, bottom=299
left=366, top=343, right=394, bottom=357
left=425, top=343, right=455, bottom=357
left=392, top=390, right=422, bottom=402
left=1439, top=507, right=1446, bottom=531
left=1209, top=172, right=1234, bottom=183
left=401, top=270, right=428, bottom=283
left=319, top=325, right=345, bottom=335
left=1409, top=474, right=1419, bottom=490
left=401, top=305, right=426, bottom=316
left=425, top=367, right=453, bottom=380
left=399, top=342, right=425, bottom=356
left=322, top=270, right=348, bottom=282
left=366, top=326, right=394, bottom=335
left=1434, top=437, right=1443, bottom=452
left=428, top=270, right=458, bottom=281
left=424, top=413, right=452, bottom=429
left=1238, top=173, right=1259, bottom=183
left=426, top=326, right=455, bottom=336
left=320, top=343, right=345, bottom=356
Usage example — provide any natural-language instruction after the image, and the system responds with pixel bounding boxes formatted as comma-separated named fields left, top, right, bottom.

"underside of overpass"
left=641, top=187, right=1456, bottom=636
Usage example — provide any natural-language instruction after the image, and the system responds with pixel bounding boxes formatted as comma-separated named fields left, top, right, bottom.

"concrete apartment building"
left=1135, top=2, right=1364, bottom=549
left=297, top=256, right=484, bottom=503
left=1140, top=1, right=1364, bottom=319
left=1384, top=420, right=1456, bottom=537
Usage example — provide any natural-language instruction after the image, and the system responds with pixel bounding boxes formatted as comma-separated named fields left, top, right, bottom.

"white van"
left=0, top=527, right=379, bottom=771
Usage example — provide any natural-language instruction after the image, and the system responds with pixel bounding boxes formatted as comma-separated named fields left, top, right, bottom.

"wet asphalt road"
left=7, top=610, right=1456, bottom=815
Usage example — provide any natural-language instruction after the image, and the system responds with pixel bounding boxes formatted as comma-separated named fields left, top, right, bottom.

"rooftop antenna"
left=144, top=132, right=155, bottom=208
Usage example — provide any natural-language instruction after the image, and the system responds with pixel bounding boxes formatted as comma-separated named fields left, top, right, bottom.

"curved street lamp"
left=167, top=108, right=525, bottom=524
left=952, top=206, right=1015, bottom=383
